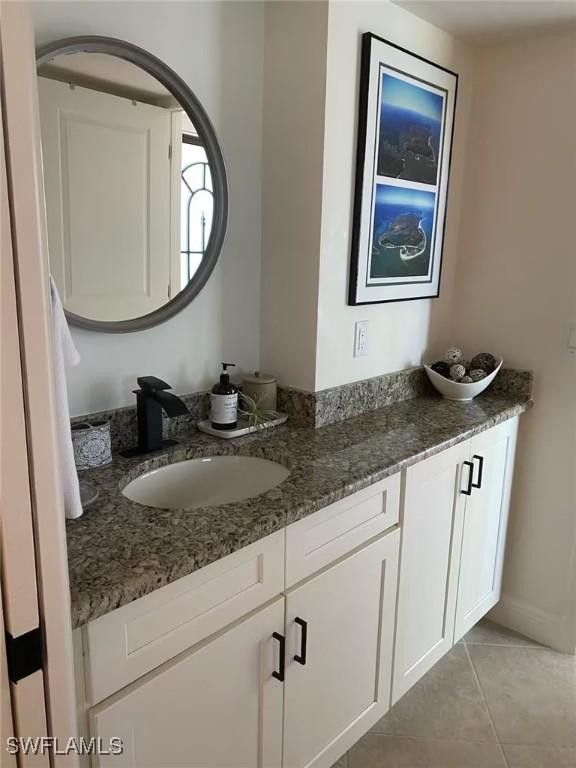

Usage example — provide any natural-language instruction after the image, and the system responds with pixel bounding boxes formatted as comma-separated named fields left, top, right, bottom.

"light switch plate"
left=354, top=320, right=369, bottom=357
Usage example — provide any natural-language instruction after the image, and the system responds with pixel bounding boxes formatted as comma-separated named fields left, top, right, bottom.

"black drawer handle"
left=294, top=617, right=308, bottom=666
left=472, top=455, right=484, bottom=489
left=272, top=632, right=285, bottom=682
left=461, top=461, right=474, bottom=496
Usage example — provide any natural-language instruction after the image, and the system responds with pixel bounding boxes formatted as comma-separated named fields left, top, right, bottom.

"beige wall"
left=260, top=1, right=328, bottom=391
left=453, top=30, right=576, bottom=652
left=260, top=0, right=476, bottom=392
left=32, top=1, right=264, bottom=416
left=314, top=0, right=475, bottom=390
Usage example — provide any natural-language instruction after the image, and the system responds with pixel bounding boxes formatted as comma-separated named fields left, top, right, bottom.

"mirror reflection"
left=37, top=53, right=214, bottom=324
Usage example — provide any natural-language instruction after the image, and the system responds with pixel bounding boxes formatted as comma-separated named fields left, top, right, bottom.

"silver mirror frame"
left=36, top=36, right=229, bottom=333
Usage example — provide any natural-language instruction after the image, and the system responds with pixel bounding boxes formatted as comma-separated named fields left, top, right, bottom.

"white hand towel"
left=50, top=277, right=83, bottom=519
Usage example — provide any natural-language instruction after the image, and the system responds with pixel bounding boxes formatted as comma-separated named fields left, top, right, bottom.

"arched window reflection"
left=180, top=135, right=213, bottom=287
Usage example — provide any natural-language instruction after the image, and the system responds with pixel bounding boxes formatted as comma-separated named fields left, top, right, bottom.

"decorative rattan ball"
left=460, top=375, right=473, bottom=384
left=469, top=368, right=487, bottom=382
left=470, top=352, right=497, bottom=373
left=431, top=361, right=450, bottom=378
left=445, top=347, right=463, bottom=364
left=449, top=363, right=466, bottom=381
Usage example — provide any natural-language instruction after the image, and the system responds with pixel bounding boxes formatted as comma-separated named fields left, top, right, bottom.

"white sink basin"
left=122, top=455, right=290, bottom=510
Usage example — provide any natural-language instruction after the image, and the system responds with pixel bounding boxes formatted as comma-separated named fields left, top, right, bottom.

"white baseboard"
left=489, top=594, right=575, bottom=654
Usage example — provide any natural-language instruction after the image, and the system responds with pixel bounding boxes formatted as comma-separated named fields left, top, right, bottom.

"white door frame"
left=0, top=589, right=17, bottom=768
left=1, top=2, right=78, bottom=764
left=1, top=37, right=50, bottom=766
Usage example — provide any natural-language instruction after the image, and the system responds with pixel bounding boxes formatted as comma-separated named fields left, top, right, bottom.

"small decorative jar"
left=241, top=371, right=278, bottom=411
left=71, top=421, right=112, bottom=470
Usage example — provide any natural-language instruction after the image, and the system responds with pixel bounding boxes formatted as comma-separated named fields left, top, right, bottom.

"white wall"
left=259, top=0, right=476, bottom=392
left=31, top=1, right=264, bottom=416
left=453, top=30, right=576, bottom=652
left=260, top=1, right=328, bottom=391
left=315, top=1, right=476, bottom=390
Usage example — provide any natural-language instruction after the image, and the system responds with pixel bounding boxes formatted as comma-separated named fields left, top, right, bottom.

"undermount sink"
left=122, top=455, right=290, bottom=510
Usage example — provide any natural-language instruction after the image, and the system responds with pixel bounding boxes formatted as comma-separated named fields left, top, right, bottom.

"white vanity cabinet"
left=91, top=598, right=285, bottom=768
left=392, top=440, right=470, bottom=703
left=78, top=416, right=520, bottom=767
left=80, top=473, right=402, bottom=768
left=91, top=530, right=399, bottom=768
left=392, top=417, right=519, bottom=703
left=454, top=418, right=518, bottom=640
left=283, top=530, right=399, bottom=768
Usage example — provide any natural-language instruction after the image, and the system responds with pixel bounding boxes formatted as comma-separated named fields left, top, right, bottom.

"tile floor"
left=332, top=619, right=576, bottom=768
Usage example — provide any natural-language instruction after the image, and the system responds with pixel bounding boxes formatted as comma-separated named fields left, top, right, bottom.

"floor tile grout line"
left=498, top=741, right=576, bottom=748
left=362, top=730, right=576, bottom=748
left=460, top=635, right=552, bottom=651
left=370, top=731, right=511, bottom=745
left=344, top=624, right=566, bottom=768
left=350, top=730, right=576, bottom=755
left=464, top=642, right=512, bottom=768
left=464, top=640, right=503, bottom=746
left=465, top=641, right=547, bottom=649
left=463, top=638, right=545, bottom=650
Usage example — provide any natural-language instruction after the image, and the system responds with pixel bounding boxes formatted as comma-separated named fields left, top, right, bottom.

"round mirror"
left=36, top=37, right=228, bottom=332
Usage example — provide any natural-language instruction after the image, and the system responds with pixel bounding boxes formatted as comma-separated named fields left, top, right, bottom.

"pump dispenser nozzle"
left=219, top=362, right=236, bottom=385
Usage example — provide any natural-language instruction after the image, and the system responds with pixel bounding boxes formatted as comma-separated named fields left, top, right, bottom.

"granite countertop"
left=67, top=391, right=532, bottom=628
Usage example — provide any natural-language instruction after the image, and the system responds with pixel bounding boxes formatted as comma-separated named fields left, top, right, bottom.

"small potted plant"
left=238, top=392, right=280, bottom=431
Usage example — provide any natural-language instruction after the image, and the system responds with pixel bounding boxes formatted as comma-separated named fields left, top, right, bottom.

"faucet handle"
left=137, top=376, right=172, bottom=393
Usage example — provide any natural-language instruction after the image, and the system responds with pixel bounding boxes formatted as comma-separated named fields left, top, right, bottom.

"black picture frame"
left=349, top=33, right=458, bottom=306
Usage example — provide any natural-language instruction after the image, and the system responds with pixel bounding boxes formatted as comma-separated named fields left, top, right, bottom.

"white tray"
left=196, top=414, right=288, bottom=439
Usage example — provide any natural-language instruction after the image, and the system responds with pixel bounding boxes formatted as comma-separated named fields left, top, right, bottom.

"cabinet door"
left=454, top=418, right=518, bottom=641
left=392, top=441, right=470, bottom=704
left=91, top=598, right=284, bottom=768
left=283, top=530, right=400, bottom=768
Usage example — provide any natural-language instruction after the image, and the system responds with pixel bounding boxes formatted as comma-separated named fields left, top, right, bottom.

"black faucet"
left=120, top=376, right=189, bottom=457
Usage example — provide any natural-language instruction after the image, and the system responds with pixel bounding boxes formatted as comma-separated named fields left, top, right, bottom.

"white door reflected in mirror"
left=37, top=52, right=215, bottom=324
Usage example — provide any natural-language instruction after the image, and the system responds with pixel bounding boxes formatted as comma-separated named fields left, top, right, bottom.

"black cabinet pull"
left=272, top=632, right=285, bottom=682
left=461, top=461, right=474, bottom=496
left=294, top=617, right=308, bottom=665
left=472, top=455, right=484, bottom=489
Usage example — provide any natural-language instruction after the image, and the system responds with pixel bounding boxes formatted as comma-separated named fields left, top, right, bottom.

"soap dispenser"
left=210, top=363, right=238, bottom=430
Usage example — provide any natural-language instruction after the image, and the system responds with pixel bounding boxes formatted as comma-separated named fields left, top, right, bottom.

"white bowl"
left=424, top=358, right=503, bottom=401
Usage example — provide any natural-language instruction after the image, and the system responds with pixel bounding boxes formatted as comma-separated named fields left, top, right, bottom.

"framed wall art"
left=349, top=33, right=458, bottom=305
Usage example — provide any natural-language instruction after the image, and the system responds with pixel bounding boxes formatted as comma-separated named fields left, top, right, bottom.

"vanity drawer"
left=83, top=530, right=285, bottom=704
left=285, top=473, right=400, bottom=587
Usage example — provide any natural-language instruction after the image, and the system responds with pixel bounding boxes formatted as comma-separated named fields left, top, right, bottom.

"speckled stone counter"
left=67, top=390, right=532, bottom=628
